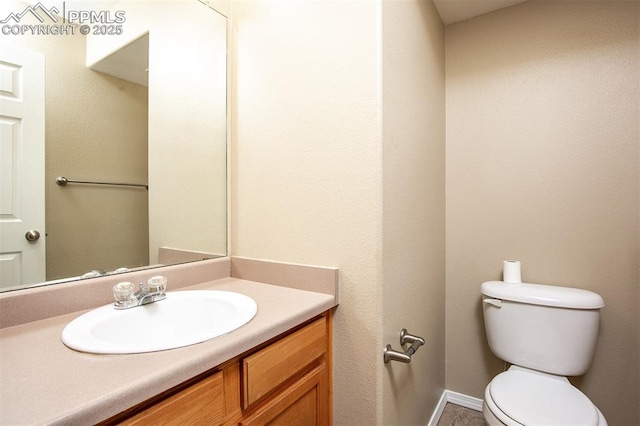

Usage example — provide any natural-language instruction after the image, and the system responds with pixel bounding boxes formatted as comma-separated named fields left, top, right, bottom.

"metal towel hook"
left=384, top=329, right=425, bottom=363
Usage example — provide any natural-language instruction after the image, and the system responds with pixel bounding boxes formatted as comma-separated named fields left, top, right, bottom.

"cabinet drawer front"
left=243, top=317, right=326, bottom=407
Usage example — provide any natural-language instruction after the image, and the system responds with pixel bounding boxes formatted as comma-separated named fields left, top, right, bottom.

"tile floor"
left=437, top=403, right=486, bottom=426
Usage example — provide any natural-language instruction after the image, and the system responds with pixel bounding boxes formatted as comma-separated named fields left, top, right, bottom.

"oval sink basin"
left=62, top=290, right=257, bottom=354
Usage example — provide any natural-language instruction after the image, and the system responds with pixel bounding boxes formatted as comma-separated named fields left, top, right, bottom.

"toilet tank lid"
left=481, top=281, right=604, bottom=309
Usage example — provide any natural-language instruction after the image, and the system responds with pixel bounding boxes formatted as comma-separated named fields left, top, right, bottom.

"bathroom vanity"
left=111, top=314, right=330, bottom=425
left=0, top=258, right=338, bottom=425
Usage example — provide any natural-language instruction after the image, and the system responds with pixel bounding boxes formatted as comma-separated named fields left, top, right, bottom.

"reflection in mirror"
left=0, top=0, right=227, bottom=292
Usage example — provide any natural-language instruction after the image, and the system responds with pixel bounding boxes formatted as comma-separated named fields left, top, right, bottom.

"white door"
left=0, top=44, right=45, bottom=290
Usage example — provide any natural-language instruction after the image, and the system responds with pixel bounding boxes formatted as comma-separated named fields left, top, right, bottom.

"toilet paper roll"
left=503, top=260, right=521, bottom=284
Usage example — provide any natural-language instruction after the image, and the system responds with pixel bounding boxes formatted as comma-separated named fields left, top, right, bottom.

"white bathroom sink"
left=61, top=290, right=257, bottom=354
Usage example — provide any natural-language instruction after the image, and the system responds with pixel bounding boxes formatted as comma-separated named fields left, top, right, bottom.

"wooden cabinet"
left=119, top=370, right=226, bottom=425
left=240, top=364, right=328, bottom=425
left=240, top=317, right=329, bottom=426
left=106, top=312, right=331, bottom=426
left=242, top=317, right=327, bottom=408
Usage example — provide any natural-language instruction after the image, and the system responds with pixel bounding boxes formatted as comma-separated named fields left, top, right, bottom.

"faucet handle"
left=113, top=281, right=136, bottom=303
left=148, top=276, right=167, bottom=293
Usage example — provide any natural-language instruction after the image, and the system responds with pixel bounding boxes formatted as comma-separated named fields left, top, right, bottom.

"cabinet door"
left=243, top=317, right=327, bottom=408
left=240, top=365, right=328, bottom=426
left=120, top=371, right=226, bottom=425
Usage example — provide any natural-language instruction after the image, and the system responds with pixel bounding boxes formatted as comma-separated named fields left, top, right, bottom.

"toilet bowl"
left=482, top=366, right=607, bottom=426
left=480, top=280, right=607, bottom=426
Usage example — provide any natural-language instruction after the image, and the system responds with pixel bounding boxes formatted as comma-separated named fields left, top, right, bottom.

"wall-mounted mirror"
left=0, top=0, right=227, bottom=292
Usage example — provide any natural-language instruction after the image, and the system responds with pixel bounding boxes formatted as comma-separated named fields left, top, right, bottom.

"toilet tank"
left=481, top=281, right=604, bottom=376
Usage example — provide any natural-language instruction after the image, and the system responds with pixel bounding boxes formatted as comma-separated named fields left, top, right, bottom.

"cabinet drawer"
left=120, top=371, right=225, bottom=425
left=242, top=317, right=327, bottom=408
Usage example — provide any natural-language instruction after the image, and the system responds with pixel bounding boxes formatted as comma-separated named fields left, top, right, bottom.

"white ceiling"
left=433, top=0, right=528, bottom=25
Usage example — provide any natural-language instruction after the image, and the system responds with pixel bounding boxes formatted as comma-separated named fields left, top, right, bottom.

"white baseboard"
left=427, top=390, right=483, bottom=426
left=445, top=390, right=483, bottom=411
left=427, top=391, right=449, bottom=426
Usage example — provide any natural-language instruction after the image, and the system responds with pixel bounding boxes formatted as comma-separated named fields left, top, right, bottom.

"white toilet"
left=481, top=280, right=607, bottom=426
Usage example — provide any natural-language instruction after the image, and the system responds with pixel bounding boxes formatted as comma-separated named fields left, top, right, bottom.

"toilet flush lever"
left=384, top=329, right=425, bottom=364
left=483, top=298, right=502, bottom=308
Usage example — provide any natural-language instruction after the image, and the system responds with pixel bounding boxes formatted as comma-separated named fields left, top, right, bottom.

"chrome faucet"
left=112, top=276, right=167, bottom=309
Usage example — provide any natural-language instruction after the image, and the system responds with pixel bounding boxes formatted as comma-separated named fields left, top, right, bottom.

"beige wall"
left=146, top=1, right=227, bottom=261
left=382, top=0, right=445, bottom=424
left=231, top=0, right=446, bottom=423
left=231, top=1, right=382, bottom=423
left=445, top=1, right=639, bottom=424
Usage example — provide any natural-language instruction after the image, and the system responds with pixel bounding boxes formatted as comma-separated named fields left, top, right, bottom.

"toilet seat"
left=485, top=366, right=600, bottom=426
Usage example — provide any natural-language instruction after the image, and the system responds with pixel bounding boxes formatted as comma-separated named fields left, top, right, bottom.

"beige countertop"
left=0, top=277, right=336, bottom=425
